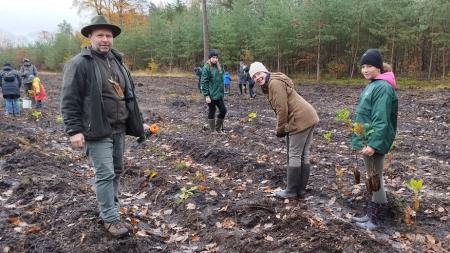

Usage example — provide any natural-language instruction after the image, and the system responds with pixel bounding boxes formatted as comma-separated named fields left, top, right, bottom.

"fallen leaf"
left=197, top=184, right=208, bottom=191
left=218, top=205, right=228, bottom=212
left=136, top=230, right=148, bottom=237
left=8, top=216, right=22, bottom=226
left=3, top=190, right=13, bottom=197
left=186, top=203, right=196, bottom=210
left=209, top=190, right=218, bottom=197
left=166, top=233, right=188, bottom=243
left=26, top=226, right=41, bottom=234
left=191, top=234, right=200, bottom=242
left=205, top=243, right=218, bottom=251
left=80, top=232, right=86, bottom=242
left=130, top=218, right=140, bottom=225
left=234, top=186, right=246, bottom=193
left=136, top=192, right=147, bottom=199
left=426, top=234, right=436, bottom=244
left=263, top=223, right=273, bottom=229
left=392, top=232, right=401, bottom=239
left=221, top=218, right=235, bottom=229
left=328, top=197, right=336, bottom=206
left=265, top=235, right=274, bottom=241
left=438, top=207, right=445, bottom=213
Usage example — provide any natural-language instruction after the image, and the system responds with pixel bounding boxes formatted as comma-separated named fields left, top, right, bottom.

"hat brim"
left=81, top=24, right=121, bottom=38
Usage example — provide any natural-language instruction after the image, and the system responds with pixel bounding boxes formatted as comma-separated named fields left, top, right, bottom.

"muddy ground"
left=0, top=73, right=449, bottom=253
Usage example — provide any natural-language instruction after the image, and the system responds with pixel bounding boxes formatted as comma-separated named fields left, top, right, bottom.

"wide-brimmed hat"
left=81, top=15, right=121, bottom=38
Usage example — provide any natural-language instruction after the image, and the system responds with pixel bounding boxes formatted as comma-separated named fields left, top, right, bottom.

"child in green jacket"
left=351, top=49, right=398, bottom=230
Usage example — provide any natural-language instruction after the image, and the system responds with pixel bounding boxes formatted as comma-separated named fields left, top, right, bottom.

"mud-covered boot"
left=356, top=202, right=384, bottom=230
left=208, top=119, right=216, bottom=133
left=276, top=166, right=300, bottom=199
left=215, top=118, right=225, bottom=134
left=298, top=163, right=310, bottom=198
left=103, top=220, right=130, bottom=238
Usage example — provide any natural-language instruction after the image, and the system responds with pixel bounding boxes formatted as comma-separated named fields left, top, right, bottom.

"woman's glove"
left=276, top=128, right=287, bottom=138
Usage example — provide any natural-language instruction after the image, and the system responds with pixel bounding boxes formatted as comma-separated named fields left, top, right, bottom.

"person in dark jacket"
left=237, top=61, right=247, bottom=95
left=60, top=15, right=146, bottom=238
left=0, top=63, right=22, bottom=116
left=244, top=66, right=255, bottom=98
left=350, top=49, right=398, bottom=230
left=194, top=66, right=202, bottom=92
left=200, top=49, right=227, bottom=133
left=19, top=58, right=38, bottom=98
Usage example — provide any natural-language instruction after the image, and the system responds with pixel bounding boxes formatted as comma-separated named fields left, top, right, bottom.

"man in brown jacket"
left=249, top=62, right=319, bottom=199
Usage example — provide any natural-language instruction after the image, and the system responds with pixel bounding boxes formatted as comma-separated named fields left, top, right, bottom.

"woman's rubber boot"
left=356, top=202, right=384, bottom=230
left=208, top=119, right=216, bottom=133
left=298, top=164, right=310, bottom=198
left=215, top=118, right=225, bottom=134
left=276, top=166, right=300, bottom=199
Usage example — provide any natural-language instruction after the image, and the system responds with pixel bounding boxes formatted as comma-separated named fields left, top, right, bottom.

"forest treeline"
left=0, top=0, right=449, bottom=80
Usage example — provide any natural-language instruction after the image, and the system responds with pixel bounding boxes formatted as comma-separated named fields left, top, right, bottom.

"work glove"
left=276, top=128, right=287, bottom=138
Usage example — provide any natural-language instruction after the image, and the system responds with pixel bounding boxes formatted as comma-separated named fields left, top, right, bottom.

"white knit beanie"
left=249, top=62, right=269, bottom=78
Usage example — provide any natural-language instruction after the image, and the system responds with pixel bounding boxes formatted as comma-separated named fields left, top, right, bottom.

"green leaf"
left=406, top=178, right=424, bottom=193
left=323, top=131, right=333, bottom=142
left=335, top=108, right=350, bottom=123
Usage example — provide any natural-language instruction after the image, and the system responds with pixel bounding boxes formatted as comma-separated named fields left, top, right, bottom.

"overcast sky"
left=0, top=0, right=171, bottom=43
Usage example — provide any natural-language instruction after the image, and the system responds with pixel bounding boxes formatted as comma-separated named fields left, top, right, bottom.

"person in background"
left=350, top=49, right=398, bottom=230
left=200, top=49, right=227, bottom=134
left=60, top=15, right=146, bottom=238
left=223, top=65, right=232, bottom=95
left=19, top=58, right=38, bottom=99
left=249, top=61, right=319, bottom=199
left=237, top=61, right=247, bottom=95
left=0, top=63, right=22, bottom=116
left=31, top=76, right=48, bottom=108
left=244, top=66, right=255, bottom=98
left=194, top=66, right=203, bottom=92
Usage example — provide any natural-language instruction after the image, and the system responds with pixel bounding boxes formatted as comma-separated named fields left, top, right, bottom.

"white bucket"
left=22, top=99, right=32, bottom=109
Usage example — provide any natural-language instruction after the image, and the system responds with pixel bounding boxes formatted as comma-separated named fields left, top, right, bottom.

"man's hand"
left=361, top=146, right=375, bottom=156
left=205, top=96, right=211, bottom=103
left=70, top=133, right=85, bottom=148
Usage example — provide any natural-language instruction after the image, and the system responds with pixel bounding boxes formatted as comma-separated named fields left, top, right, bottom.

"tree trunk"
left=350, top=12, right=361, bottom=80
left=427, top=8, right=435, bottom=80
left=277, top=43, right=280, bottom=72
left=202, top=0, right=209, bottom=62
left=443, top=47, right=447, bottom=80
left=316, top=21, right=321, bottom=83
left=390, top=24, right=395, bottom=66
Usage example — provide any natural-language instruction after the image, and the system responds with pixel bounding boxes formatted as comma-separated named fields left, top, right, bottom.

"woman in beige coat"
left=249, top=62, right=319, bottom=199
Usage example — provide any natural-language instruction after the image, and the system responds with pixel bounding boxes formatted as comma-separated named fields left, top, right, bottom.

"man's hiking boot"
left=104, top=221, right=130, bottom=238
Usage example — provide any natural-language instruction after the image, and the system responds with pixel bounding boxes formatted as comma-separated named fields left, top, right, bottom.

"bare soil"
left=0, top=74, right=449, bottom=253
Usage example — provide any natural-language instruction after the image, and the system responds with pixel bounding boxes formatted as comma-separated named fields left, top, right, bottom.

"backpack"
left=2, top=71, right=17, bottom=82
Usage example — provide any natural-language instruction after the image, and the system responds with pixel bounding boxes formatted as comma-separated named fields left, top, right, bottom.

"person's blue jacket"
left=223, top=71, right=231, bottom=86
